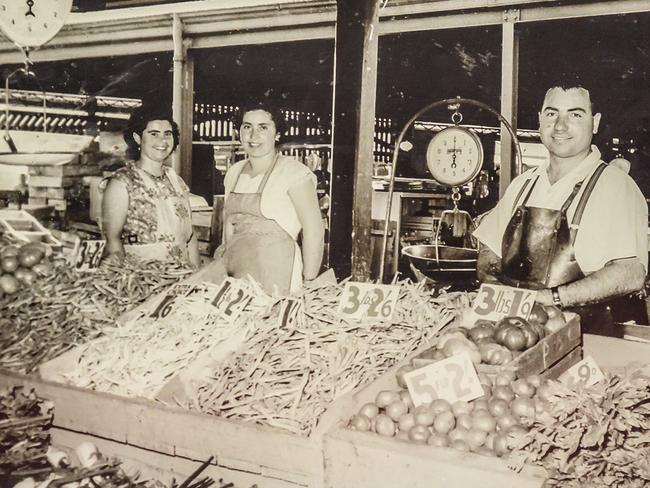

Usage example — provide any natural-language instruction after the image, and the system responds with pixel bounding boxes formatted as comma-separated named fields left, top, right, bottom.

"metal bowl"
left=402, top=244, right=478, bottom=272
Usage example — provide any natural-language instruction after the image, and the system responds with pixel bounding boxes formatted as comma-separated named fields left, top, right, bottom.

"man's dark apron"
left=500, top=163, right=621, bottom=336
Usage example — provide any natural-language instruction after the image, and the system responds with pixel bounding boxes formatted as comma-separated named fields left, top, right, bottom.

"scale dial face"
left=0, top=0, right=73, bottom=48
left=426, top=126, right=484, bottom=187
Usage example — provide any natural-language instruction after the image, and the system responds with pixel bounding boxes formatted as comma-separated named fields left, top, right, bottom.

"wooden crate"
left=321, top=359, right=548, bottom=488
left=412, top=313, right=582, bottom=378
left=0, top=369, right=326, bottom=488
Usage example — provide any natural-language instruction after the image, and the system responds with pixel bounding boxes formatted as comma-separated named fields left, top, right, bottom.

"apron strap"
left=511, top=174, right=539, bottom=212
left=569, top=163, right=607, bottom=245
left=559, top=180, right=584, bottom=214
left=228, top=153, right=280, bottom=196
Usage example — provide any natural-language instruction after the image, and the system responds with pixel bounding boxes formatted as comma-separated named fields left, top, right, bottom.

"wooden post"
left=329, top=0, right=380, bottom=281
left=172, top=13, right=194, bottom=185
left=499, top=9, right=520, bottom=197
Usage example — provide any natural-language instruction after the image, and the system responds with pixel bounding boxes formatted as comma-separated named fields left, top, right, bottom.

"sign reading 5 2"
left=404, top=352, right=484, bottom=406
left=338, top=282, right=400, bottom=321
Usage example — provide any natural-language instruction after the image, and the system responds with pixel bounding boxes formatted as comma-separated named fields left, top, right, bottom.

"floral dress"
left=104, top=162, right=193, bottom=262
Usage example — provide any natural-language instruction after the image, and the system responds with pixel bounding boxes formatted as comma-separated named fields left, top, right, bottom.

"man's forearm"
left=554, top=258, right=646, bottom=307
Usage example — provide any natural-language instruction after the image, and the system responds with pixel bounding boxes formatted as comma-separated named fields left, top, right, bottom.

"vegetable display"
left=191, top=280, right=464, bottom=436
left=0, top=243, right=55, bottom=298
left=0, top=255, right=192, bottom=374
left=347, top=370, right=549, bottom=457
left=510, top=365, right=650, bottom=487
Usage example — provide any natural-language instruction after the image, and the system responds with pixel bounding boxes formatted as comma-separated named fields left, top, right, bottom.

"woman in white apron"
left=101, top=108, right=200, bottom=267
left=208, top=100, right=324, bottom=295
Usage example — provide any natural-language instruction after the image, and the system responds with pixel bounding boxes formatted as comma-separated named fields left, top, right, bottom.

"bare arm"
left=187, top=232, right=200, bottom=269
left=101, top=179, right=129, bottom=257
left=536, top=257, right=647, bottom=307
left=476, top=242, right=502, bottom=284
left=288, top=180, right=324, bottom=281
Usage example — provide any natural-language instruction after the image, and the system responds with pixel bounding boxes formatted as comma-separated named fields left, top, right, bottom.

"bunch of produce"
left=0, top=386, right=53, bottom=478
left=192, top=281, right=465, bottom=436
left=0, top=243, right=56, bottom=298
left=347, top=370, right=551, bottom=457
left=510, top=365, right=650, bottom=487
left=64, top=293, right=249, bottom=399
left=420, top=304, right=567, bottom=367
left=0, top=255, right=192, bottom=374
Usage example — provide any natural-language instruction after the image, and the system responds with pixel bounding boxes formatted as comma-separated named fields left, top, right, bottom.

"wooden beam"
left=499, top=8, right=519, bottom=196
left=329, top=0, right=379, bottom=280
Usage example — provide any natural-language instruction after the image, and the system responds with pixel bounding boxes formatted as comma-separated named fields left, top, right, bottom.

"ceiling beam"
left=0, top=0, right=648, bottom=64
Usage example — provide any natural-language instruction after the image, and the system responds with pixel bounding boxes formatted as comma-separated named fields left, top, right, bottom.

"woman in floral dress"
left=101, top=107, right=200, bottom=267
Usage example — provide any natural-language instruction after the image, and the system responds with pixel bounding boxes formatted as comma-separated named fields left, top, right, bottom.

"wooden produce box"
left=0, top=208, right=62, bottom=248
left=412, top=313, right=582, bottom=380
left=0, top=369, right=328, bottom=488
left=322, top=361, right=548, bottom=488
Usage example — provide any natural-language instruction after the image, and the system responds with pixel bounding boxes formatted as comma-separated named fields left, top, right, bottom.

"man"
left=474, top=83, right=648, bottom=334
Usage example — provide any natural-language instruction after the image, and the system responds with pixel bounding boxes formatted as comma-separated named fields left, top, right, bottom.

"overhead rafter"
left=0, top=0, right=648, bottom=64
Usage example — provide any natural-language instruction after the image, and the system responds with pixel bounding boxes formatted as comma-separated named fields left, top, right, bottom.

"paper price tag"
left=472, top=284, right=537, bottom=321
left=404, top=352, right=484, bottom=407
left=73, top=240, right=106, bottom=272
left=560, top=355, right=605, bottom=389
left=147, top=283, right=191, bottom=319
left=209, top=278, right=253, bottom=323
left=278, top=298, right=303, bottom=328
left=338, top=282, right=399, bottom=321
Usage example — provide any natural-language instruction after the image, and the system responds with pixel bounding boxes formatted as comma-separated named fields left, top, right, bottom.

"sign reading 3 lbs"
left=472, top=283, right=537, bottom=321
left=74, top=240, right=106, bottom=272
left=338, top=282, right=400, bottom=321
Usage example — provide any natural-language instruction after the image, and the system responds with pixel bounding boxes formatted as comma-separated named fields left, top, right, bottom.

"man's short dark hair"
left=542, top=78, right=596, bottom=114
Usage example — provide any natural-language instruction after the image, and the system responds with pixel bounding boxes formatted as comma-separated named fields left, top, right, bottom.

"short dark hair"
left=124, top=106, right=180, bottom=160
left=541, top=79, right=597, bottom=114
left=235, top=98, right=287, bottom=141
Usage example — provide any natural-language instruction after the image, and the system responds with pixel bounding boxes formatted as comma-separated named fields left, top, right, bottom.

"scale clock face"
left=426, top=126, right=484, bottom=187
left=0, top=0, right=73, bottom=48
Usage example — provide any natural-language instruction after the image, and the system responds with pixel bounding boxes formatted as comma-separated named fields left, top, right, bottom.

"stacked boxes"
left=26, top=154, right=101, bottom=212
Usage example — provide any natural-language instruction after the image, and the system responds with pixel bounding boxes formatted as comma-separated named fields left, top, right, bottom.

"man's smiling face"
left=538, top=87, right=601, bottom=162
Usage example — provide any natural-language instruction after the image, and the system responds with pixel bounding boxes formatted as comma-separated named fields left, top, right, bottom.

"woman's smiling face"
left=134, top=119, right=175, bottom=163
left=240, top=109, right=278, bottom=159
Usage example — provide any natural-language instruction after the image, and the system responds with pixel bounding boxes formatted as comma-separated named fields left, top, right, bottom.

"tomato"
left=468, top=320, right=496, bottom=343
left=408, top=425, right=430, bottom=444
left=374, top=414, right=396, bottom=436
left=456, top=413, right=473, bottom=430
left=427, top=434, right=449, bottom=447
left=348, top=414, right=371, bottom=431
left=359, top=403, right=379, bottom=419
left=448, top=427, right=470, bottom=443
left=511, top=397, right=536, bottom=421
left=385, top=400, right=408, bottom=421
left=488, top=398, right=509, bottom=418
left=451, top=439, right=471, bottom=452
left=413, top=405, right=435, bottom=427
left=395, top=364, right=415, bottom=389
left=451, top=400, right=473, bottom=416
left=430, top=398, right=451, bottom=415
left=18, top=247, right=43, bottom=268
left=495, top=316, right=539, bottom=351
left=511, top=378, right=536, bottom=397
left=398, top=412, right=416, bottom=432
left=375, top=390, right=400, bottom=408
left=432, top=410, right=455, bottom=435
left=466, top=428, right=487, bottom=450
left=527, top=303, right=549, bottom=326
left=492, top=385, right=515, bottom=403
left=0, top=275, right=20, bottom=294
left=1, top=255, right=19, bottom=273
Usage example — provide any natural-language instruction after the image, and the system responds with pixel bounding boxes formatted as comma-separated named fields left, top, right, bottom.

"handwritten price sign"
left=148, top=283, right=190, bottom=319
left=338, top=282, right=399, bottom=321
left=560, top=355, right=605, bottom=390
left=473, top=284, right=537, bottom=321
left=210, top=278, right=253, bottom=323
left=404, top=352, right=484, bottom=407
left=73, top=240, right=106, bottom=272
left=278, top=298, right=303, bottom=328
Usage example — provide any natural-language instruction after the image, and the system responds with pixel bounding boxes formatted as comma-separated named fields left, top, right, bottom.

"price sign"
left=278, top=298, right=303, bottom=328
left=210, top=278, right=253, bottom=323
left=560, top=355, right=605, bottom=390
left=472, top=284, right=537, bottom=321
left=338, top=282, right=400, bottom=321
left=73, top=239, right=106, bottom=272
left=403, top=352, right=484, bottom=407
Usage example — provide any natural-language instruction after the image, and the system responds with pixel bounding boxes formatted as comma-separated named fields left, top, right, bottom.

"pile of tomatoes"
left=348, top=371, right=554, bottom=457
left=0, top=242, right=55, bottom=298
